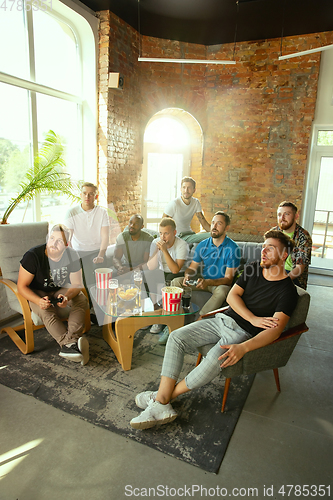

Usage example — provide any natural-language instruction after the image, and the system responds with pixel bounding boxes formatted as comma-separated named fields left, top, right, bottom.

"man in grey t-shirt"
left=113, top=215, right=153, bottom=275
left=163, top=176, right=210, bottom=235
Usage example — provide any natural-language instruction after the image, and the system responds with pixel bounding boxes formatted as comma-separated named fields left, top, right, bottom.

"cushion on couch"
left=0, top=222, right=49, bottom=314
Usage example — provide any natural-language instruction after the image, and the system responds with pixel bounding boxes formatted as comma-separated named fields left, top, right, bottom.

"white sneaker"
left=158, top=326, right=169, bottom=345
left=135, top=390, right=158, bottom=409
left=150, top=324, right=163, bottom=334
left=130, top=400, right=177, bottom=430
left=78, top=336, right=89, bottom=366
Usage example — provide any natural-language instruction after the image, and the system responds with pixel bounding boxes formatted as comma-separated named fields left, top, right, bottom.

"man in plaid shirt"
left=273, top=201, right=312, bottom=289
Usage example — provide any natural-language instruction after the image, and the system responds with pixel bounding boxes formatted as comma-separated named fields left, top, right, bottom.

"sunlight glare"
left=316, top=418, right=333, bottom=436
left=144, top=117, right=190, bottom=147
left=0, top=439, right=44, bottom=479
left=0, top=455, right=27, bottom=480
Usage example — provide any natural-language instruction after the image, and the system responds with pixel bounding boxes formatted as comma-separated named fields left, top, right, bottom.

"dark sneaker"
left=59, top=343, right=83, bottom=363
left=90, top=313, right=98, bottom=325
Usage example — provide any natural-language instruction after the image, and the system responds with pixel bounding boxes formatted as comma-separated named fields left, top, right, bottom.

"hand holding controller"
left=50, top=296, right=64, bottom=306
left=186, top=279, right=198, bottom=286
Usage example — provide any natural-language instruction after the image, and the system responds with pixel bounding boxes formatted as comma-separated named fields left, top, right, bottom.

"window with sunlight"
left=0, top=1, right=96, bottom=225
left=144, top=117, right=190, bottom=148
left=143, top=116, right=191, bottom=230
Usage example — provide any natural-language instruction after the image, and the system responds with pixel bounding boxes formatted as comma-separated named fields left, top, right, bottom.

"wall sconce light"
left=108, top=73, right=124, bottom=89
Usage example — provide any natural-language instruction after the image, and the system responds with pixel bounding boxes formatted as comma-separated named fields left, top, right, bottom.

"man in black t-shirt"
left=130, top=230, right=299, bottom=430
left=17, top=224, right=89, bottom=365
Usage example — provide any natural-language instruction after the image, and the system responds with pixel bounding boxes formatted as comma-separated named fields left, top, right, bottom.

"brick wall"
left=201, top=34, right=333, bottom=234
left=97, top=11, right=143, bottom=239
left=97, top=11, right=333, bottom=236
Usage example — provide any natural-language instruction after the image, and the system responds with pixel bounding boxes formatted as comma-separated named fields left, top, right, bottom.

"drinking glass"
left=182, top=286, right=192, bottom=310
left=109, top=278, right=119, bottom=305
left=133, top=270, right=142, bottom=287
left=133, top=270, right=142, bottom=308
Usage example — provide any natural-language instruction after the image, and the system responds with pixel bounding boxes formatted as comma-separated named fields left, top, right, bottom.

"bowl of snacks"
left=117, top=284, right=138, bottom=303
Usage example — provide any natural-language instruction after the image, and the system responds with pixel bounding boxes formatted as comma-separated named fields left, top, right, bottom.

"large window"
left=0, top=0, right=97, bottom=225
left=142, top=116, right=191, bottom=231
left=303, top=126, right=333, bottom=273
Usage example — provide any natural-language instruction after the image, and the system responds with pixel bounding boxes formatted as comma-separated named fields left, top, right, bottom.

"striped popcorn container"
left=95, top=268, right=113, bottom=289
left=161, top=286, right=183, bottom=312
left=96, top=287, right=109, bottom=306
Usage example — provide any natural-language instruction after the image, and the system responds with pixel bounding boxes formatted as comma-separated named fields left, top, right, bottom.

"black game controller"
left=50, top=296, right=64, bottom=306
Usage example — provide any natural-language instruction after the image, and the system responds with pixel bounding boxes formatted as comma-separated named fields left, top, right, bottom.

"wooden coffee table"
left=90, top=286, right=199, bottom=371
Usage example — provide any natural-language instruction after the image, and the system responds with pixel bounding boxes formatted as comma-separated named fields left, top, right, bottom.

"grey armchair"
left=0, top=222, right=91, bottom=354
left=196, top=285, right=310, bottom=412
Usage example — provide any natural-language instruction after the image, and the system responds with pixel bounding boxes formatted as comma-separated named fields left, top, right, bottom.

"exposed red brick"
left=97, top=10, right=333, bottom=234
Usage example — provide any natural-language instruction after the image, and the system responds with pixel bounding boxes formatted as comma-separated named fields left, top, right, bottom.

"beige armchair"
left=0, top=222, right=90, bottom=354
left=196, top=285, right=310, bottom=412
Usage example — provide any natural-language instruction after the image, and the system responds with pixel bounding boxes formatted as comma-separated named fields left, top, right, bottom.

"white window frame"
left=303, top=123, right=333, bottom=275
left=0, top=0, right=98, bottom=221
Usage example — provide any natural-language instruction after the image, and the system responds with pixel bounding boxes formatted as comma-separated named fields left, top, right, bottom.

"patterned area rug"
left=0, top=326, right=254, bottom=473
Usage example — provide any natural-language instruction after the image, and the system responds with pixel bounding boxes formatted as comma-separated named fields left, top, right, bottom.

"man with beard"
left=17, top=224, right=89, bottom=365
left=273, top=201, right=312, bottom=289
left=172, top=212, right=240, bottom=316
left=130, top=230, right=298, bottom=430
left=163, top=176, right=210, bottom=235
left=113, top=214, right=153, bottom=275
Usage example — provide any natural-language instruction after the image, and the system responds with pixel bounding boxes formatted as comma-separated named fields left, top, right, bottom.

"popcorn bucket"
left=161, top=286, right=183, bottom=312
left=96, top=287, right=109, bottom=306
left=95, top=268, right=113, bottom=289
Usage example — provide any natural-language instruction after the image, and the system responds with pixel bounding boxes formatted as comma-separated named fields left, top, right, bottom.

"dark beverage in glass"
left=182, top=295, right=191, bottom=309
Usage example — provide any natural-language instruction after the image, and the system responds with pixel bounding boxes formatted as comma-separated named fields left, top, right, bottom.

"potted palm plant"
left=1, top=130, right=80, bottom=224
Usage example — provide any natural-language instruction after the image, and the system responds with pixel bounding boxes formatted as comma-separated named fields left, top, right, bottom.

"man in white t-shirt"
left=64, top=182, right=110, bottom=303
left=145, top=217, right=189, bottom=333
left=163, top=176, right=210, bottom=235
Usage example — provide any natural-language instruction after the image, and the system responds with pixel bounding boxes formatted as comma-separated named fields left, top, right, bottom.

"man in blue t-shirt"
left=172, top=211, right=240, bottom=316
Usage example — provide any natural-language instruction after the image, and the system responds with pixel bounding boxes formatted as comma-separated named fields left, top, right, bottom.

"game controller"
left=186, top=279, right=198, bottom=286
left=50, top=296, right=64, bottom=306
